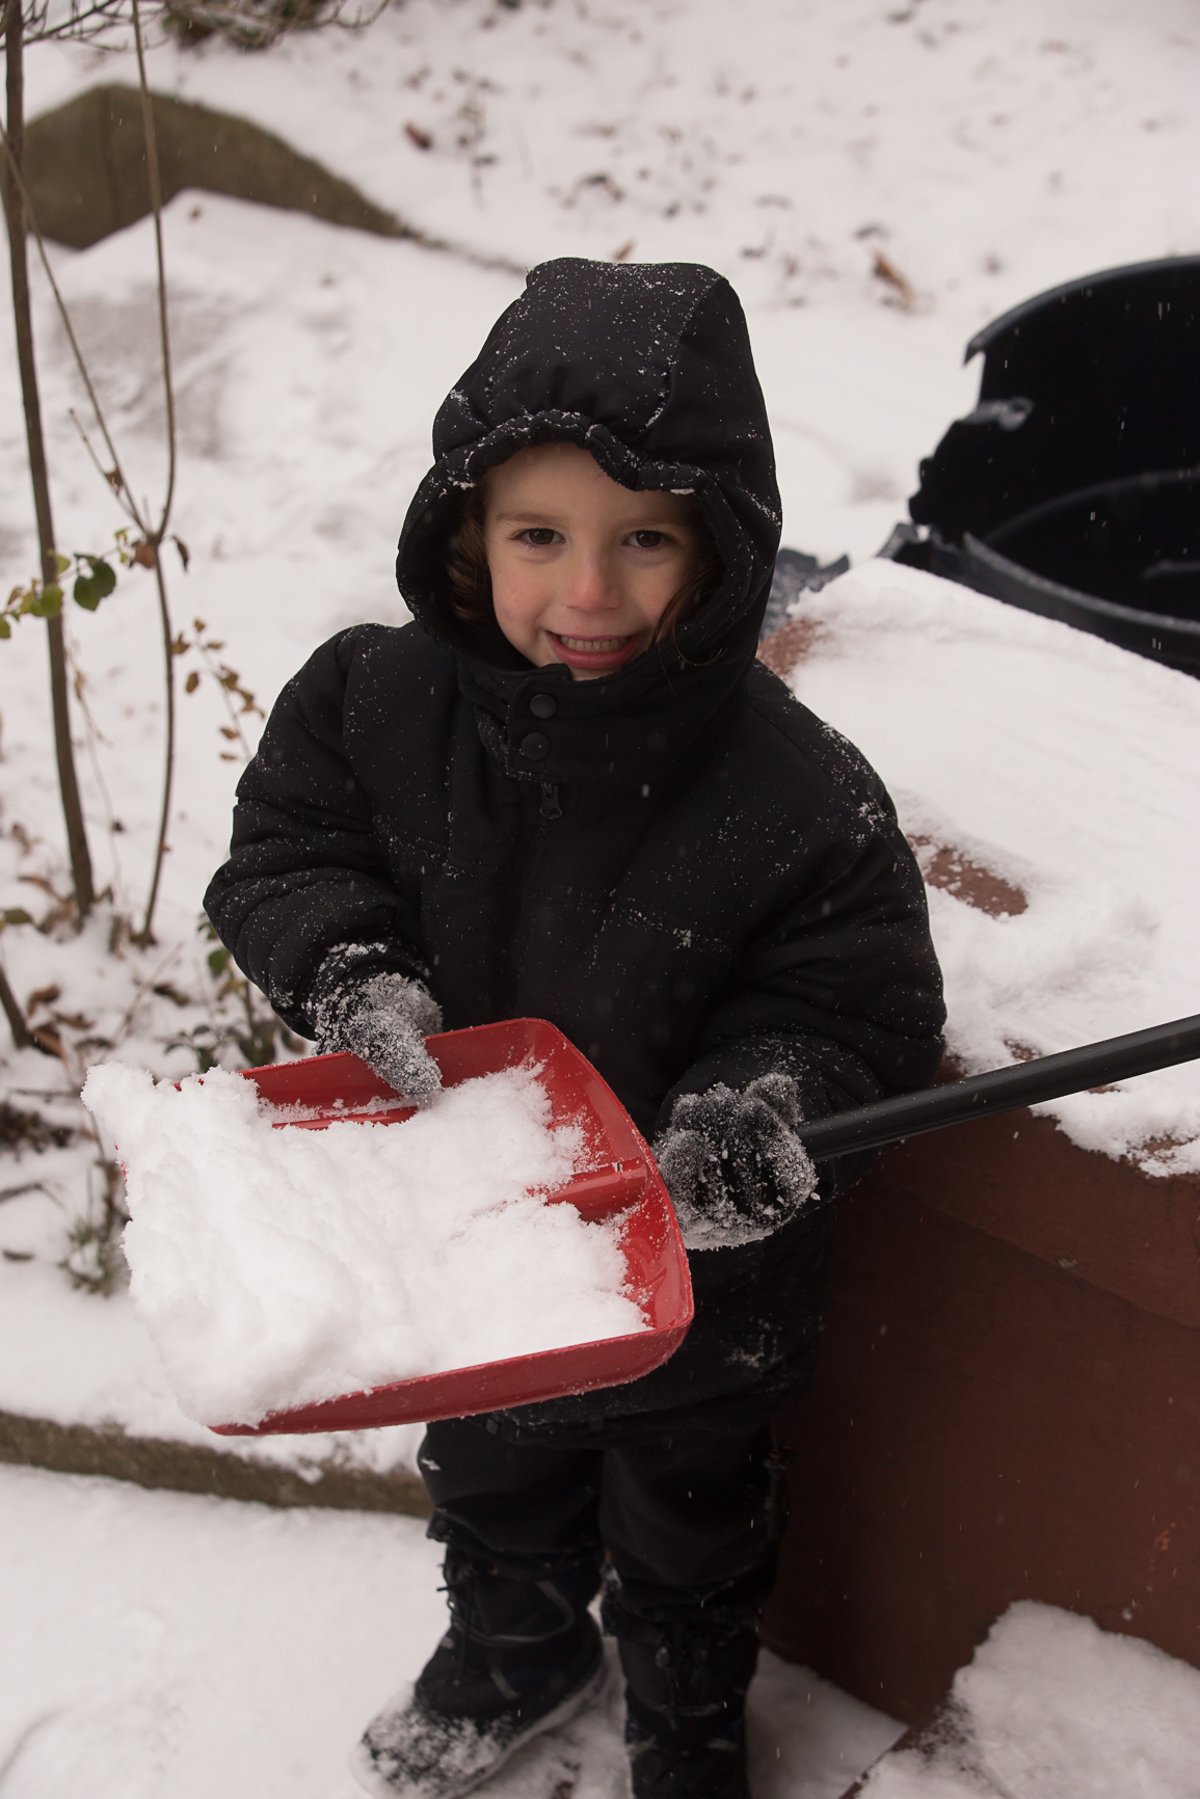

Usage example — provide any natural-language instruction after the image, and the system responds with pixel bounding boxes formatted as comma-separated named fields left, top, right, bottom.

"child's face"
left=483, top=443, right=702, bottom=679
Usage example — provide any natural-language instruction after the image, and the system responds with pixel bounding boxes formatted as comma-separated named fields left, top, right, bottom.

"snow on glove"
left=653, top=1073, right=817, bottom=1251
left=308, top=947, right=443, bottom=1104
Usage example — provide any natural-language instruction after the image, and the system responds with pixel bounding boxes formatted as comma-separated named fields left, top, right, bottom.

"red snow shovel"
left=212, top=1012, right=1200, bottom=1439
left=211, top=1017, right=693, bottom=1438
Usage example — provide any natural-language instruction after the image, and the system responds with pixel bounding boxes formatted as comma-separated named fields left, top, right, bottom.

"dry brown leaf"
left=871, top=247, right=917, bottom=309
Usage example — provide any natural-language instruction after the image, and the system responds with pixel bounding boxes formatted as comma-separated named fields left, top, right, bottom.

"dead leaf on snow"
left=870, top=247, right=917, bottom=309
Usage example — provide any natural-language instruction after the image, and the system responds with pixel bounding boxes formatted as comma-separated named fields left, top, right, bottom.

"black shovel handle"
left=803, top=1014, right=1200, bottom=1162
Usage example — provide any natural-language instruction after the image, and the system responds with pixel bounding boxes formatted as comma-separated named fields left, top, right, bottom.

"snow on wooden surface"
left=779, top=560, right=1200, bottom=1176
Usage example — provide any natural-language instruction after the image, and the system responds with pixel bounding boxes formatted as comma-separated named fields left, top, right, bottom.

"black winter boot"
left=605, top=1587, right=758, bottom=1799
left=626, top=1706, right=750, bottom=1799
left=351, top=1549, right=605, bottom=1798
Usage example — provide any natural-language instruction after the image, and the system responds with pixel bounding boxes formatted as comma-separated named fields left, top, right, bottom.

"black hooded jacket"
left=204, top=259, right=945, bottom=1433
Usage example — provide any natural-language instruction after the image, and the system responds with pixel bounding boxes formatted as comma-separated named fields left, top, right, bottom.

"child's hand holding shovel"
left=654, top=1074, right=816, bottom=1250
left=308, top=944, right=442, bottom=1103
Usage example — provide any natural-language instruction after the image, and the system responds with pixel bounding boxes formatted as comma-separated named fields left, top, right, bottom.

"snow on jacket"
left=204, top=258, right=945, bottom=1430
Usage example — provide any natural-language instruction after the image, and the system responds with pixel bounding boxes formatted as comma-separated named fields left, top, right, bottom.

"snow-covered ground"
left=857, top=1603, right=1200, bottom=1799
left=3, top=0, right=1200, bottom=1792
left=6, top=1459, right=1200, bottom=1798
left=0, top=1461, right=901, bottom=1798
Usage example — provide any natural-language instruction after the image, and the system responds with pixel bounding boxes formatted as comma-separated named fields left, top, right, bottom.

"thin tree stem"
left=138, top=553, right=175, bottom=945
left=131, top=0, right=178, bottom=945
left=132, top=0, right=177, bottom=536
left=2, top=0, right=95, bottom=918
left=0, top=955, right=35, bottom=1051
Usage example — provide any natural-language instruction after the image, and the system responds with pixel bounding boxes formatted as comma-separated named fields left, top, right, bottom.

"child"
left=205, top=258, right=945, bottom=1799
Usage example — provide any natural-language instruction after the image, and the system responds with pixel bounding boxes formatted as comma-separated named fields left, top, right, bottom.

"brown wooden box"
left=763, top=1099, right=1200, bottom=1722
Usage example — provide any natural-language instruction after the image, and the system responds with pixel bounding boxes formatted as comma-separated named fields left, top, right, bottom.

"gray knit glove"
left=308, top=946, right=442, bottom=1104
left=653, top=1074, right=817, bottom=1251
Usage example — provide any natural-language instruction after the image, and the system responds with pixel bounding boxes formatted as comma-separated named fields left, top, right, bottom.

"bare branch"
left=67, top=408, right=139, bottom=525
left=3, top=0, right=96, bottom=914
left=132, top=0, right=176, bottom=537
left=137, top=525, right=177, bottom=947
left=0, top=955, right=36, bottom=1051
left=143, top=0, right=383, bottom=50
left=7, top=0, right=386, bottom=50
left=130, top=0, right=176, bottom=945
left=9, top=0, right=131, bottom=48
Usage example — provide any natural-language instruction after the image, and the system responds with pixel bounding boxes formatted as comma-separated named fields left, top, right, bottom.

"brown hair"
left=445, top=481, right=720, bottom=646
left=446, top=487, right=491, bottom=625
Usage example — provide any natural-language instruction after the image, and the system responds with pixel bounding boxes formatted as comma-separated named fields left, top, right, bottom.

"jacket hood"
left=394, top=258, right=781, bottom=782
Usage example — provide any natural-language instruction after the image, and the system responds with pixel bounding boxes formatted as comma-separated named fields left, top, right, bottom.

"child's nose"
left=564, top=552, right=620, bottom=613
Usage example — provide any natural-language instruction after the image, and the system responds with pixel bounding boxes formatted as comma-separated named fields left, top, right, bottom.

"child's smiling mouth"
left=556, top=633, right=634, bottom=652
left=548, top=631, right=645, bottom=674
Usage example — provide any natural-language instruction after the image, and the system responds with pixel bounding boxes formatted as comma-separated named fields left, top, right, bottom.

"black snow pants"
left=418, top=1412, right=790, bottom=1743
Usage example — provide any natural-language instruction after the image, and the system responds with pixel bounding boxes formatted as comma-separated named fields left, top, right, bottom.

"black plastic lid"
left=910, top=257, right=1200, bottom=541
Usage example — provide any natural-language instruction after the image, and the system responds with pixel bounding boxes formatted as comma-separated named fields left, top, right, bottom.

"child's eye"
left=630, top=530, right=669, bottom=550
left=517, top=528, right=559, bottom=547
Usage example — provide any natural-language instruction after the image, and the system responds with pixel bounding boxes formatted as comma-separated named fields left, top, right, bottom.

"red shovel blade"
left=210, top=1018, right=693, bottom=1437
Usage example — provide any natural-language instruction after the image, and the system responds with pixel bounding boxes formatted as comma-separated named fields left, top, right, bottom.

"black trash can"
left=883, top=256, right=1200, bottom=677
